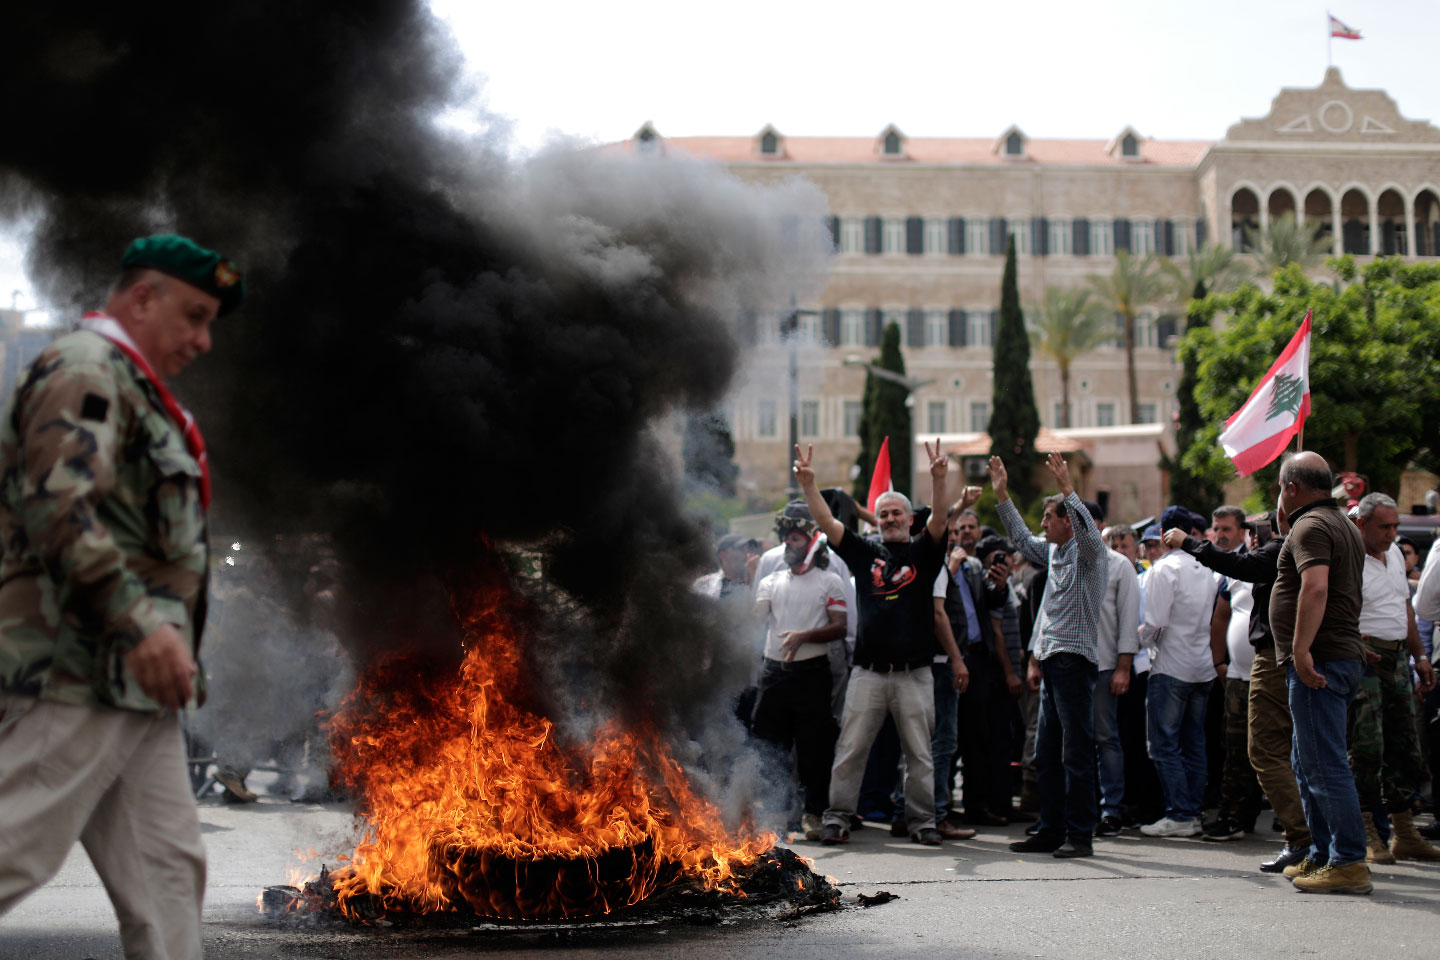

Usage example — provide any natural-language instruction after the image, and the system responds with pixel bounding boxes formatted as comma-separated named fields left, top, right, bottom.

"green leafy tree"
left=1181, top=257, right=1440, bottom=501
left=1088, top=250, right=1166, bottom=423
left=1247, top=211, right=1333, bottom=275
left=852, top=322, right=913, bottom=502
left=989, top=236, right=1041, bottom=505
left=1028, top=286, right=1111, bottom=429
left=1160, top=244, right=1247, bottom=507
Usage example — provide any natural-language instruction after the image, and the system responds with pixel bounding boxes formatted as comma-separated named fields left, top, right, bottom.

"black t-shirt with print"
left=834, top=529, right=945, bottom=667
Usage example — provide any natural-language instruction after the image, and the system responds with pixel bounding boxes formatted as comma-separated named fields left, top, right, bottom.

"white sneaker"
left=1141, top=816, right=1202, bottom=837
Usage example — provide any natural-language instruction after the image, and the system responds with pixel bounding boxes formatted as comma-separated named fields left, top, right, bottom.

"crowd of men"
left=704, top=444, right=1440, bottom=895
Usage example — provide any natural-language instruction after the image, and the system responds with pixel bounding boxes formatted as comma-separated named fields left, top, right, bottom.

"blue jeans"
left=1093, top=669, right=1126, bottom=820
left=1146, top=673, right=1212, bottom=821
left=1034, top=653, right=1098, bottom=844
left=930, top=662, right=959, bottom=821
left=1289, top=659, right=1366, bottom=867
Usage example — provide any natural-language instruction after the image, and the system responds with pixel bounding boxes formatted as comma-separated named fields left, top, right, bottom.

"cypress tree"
left=988, top=235, right=1041, bottom=505
left=682, top=410, right=739, bottom=496
left=852, top=322, right=913, bottom=502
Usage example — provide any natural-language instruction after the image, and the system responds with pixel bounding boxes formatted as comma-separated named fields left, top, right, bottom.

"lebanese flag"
left=866, top=436, right=894, bottom=513
left=1329, top=15, right=1361, bottom=39
left=1218, top=311, right=1312, bottom=477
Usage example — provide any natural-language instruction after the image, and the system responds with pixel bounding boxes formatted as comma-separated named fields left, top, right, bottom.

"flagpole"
left=1326, top=12, right=1332, bottom=68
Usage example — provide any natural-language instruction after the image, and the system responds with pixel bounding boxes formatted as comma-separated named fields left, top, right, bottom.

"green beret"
left=121, top=234, right=245, bottom=316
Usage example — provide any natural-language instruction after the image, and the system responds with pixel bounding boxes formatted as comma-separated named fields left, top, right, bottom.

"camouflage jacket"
left=0, top=327, right=209, bottom=711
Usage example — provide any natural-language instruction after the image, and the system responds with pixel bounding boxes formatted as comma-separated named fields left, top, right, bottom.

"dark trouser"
left=751, top=657, right=838, bottom=817
left=1034, top=652, right=1099, bottom=845
left=1119, top=670, right=1163, bottom=824
left=958, top=649, right=1010, bottom=816
left=1217, top=677, right=1264, bottom=825
left=1249, top=647, right=1311, bottom=846
left=1348, top=643, right=1425, bottom=814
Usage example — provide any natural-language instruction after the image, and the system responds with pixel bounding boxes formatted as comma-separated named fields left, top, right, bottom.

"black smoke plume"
left=0, top=3, right=828, bottom=765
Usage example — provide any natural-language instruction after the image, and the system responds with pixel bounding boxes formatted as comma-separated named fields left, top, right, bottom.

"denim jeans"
left=1146, top=672, right=1212, bottom=821
left=930, top=662, right=960, bottom=821
left=1093, top=669, right=1126, bottom=820
left=1034, top=652, right=1098, bottom=844
left=1289, top=658, right=1366, bottom=867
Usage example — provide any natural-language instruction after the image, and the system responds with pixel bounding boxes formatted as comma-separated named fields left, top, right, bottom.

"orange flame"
left=327, top=576, right=772, bottom=920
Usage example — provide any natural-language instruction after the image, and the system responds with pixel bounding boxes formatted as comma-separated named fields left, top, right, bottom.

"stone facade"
left=631, top=70, right=1440, bottom=520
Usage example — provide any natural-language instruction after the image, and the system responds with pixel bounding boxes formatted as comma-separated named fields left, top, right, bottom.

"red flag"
left=866, top=436, right=893, bottom=513
left=1217, top=311, right=1312, bottom=477
left=1328, top=14, right=1361, bottom=39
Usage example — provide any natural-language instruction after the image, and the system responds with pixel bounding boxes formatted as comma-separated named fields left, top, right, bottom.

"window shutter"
left=826, top=216, right=840, bottom=252
left=1113, top=218, right=1131, bottom=252
left=1032, top=217, right=1048, bottom=256
left=948, top=217, right=965, bottom=255
left=990, top=217, right=1007, bottom=254
left=865, top=216, right=883, bottom=254
left=823, top=308, right=841, bottom=346
left=738, top=307, right=758, bottom=347
left=906, top=308, right=924, bottom=346
left=1195, top=220, right=1207, bottom=248
left=989, top=310, right=999, bottom=344
left=866, top=308, right=883, bottom=346
left=1156, top=315, right=1177, bottom=347
left=906, top=216, right=924, bottom=254
left=1073, top=217, right=1090, bottom=256
left=949, top=308, right=965, bottom=346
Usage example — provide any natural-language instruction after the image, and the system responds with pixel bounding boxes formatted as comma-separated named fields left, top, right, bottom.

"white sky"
left=5, top=0, right=1436, bottom=311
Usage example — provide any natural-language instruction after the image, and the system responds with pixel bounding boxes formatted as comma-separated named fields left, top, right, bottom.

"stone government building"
left=632, top=70, right=1440, bottom=519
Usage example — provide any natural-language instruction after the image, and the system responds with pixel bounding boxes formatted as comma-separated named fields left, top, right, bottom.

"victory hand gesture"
left=987, top=456, right=1008, bottom=500
left=924, top=438, right=949, bottom=480
left=793, top=444, right=817, bottom=490
left=1046, top=452, right=1073, bottom=496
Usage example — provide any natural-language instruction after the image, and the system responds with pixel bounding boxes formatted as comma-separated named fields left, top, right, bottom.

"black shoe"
left=1009, top=834, right=1063, bottom=853
left=912, top=827, right=943, bottom=846
left=1053, top=842, right=1094, bottom=858
left=1003, top=809, right=1038, bottom=823
left=889, top=820, right=908, bottom=838
left=1419, top=820, right=1440, bottom=841
left=1259, top=844, right=1308, bottom=873
left=820, top=824, right=850, bottom=845
left=849, top=814, right=866, bottom=831
left=1203, top=816, right=1245, bottom=841
left=1095, top=815, right=1123, bottom=837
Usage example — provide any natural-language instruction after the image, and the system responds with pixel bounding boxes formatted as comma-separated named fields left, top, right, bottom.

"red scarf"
left=80, top=313, right=211, bottom=509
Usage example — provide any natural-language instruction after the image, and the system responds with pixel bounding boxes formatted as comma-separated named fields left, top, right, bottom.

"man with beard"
left=794, top=440, right=962, bottom=846
left=0, top=235, right=243, bottom=959
left=752, top=510, right=848, bottom=842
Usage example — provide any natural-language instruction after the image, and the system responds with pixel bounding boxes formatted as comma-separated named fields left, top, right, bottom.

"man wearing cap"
left=1139, top=506, right=1223, bottom=838
left=751, top=511, right=848, bottom=841
left=0, top=234, right=242, bottom=958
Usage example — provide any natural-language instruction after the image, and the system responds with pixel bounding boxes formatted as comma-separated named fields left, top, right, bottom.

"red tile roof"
left=614, top=135, right=1211, bottom=167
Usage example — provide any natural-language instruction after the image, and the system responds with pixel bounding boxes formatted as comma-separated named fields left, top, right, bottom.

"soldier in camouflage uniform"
left=0, top=234, right=242, bottom=960
left=1349, top=493, right=1439, bottom=863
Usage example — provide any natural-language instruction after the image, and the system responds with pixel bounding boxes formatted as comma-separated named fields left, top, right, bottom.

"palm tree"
left=1028, top=286, right=1112, bottom=428
left=1161, top=242, right=1249, bottom=306
left=1247, top=211, right=1331, bottom=274
left=1087, top=250, right=1166, bottom=424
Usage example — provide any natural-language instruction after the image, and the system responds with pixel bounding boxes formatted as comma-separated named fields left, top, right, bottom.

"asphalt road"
left=3, top=792, right=1438, bottom=960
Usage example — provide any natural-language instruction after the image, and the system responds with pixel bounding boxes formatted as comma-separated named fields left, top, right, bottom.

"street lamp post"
left=783, top=304, right=820, bottom=499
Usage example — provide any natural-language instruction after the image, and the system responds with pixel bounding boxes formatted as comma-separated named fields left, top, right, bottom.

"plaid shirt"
left=998, top=492, right=1108, bottom=665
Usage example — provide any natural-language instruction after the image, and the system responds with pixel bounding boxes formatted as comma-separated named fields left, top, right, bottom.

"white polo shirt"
left=1358, top=542, right=1411, bottom=640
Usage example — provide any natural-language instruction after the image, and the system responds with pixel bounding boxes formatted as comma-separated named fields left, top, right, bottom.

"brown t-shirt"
left=1270, top=501, right=1365, bottom=664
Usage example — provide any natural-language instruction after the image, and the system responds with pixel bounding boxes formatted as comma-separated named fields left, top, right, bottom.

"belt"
left=1361, top=635, right=1405, bottom=652
left=763, top=656, right=830, bottom=671
left=856, top=659, right=932, bottom=673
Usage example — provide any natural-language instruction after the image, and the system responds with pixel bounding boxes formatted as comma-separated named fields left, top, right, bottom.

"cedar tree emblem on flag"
left=1329, top=15, right=1361, bottom=39
left=1265, top=373, right=1306, bottom=421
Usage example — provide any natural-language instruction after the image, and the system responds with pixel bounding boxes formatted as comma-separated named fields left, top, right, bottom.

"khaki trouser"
left=1247, top=648, right=1311, bottom=847
left=0, top=693, right=205, bottom=960
left=824, top=666, right=936, bottom=832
